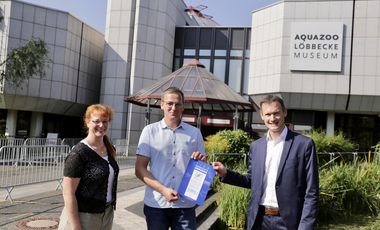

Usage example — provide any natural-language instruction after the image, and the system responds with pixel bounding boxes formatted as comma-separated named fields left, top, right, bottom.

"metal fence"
left=24, top=137, right=63, bottom=146
left=0, top=138, right=134, bottom=202
left=317, top=151, right=378, bottom=164
left=0, top=138, right=24, bottom=147
left=212, top=151, right=379, bottom=167
left=61, top=138, right=82, bottom=148
left=0, top=145, right=70, bottom=202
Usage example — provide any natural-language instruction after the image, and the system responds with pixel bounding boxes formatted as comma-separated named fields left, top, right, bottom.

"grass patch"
left=318, top=214, right=380, bottom=229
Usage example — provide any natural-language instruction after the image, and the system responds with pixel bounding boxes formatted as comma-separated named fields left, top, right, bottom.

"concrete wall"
left=249, top=0, right=380, bottom=114
left=0, top=0, right=104, bottom=116
left=102, top=0, right=197, bottom=143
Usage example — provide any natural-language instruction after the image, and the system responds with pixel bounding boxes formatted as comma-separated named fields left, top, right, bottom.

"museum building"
left=1, top=0, right=380, bottom=150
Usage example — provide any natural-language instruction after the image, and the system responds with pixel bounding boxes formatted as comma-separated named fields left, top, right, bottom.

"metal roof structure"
left=125, top=59, right=255, bottom=113
left=184, top=5, right=220, bottom=26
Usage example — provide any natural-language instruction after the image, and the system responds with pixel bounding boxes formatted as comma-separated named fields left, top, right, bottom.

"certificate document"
left=178, top=159, right=215, bottom=205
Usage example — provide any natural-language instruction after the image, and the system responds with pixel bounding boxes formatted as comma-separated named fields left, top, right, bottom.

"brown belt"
left=260, top=205, right=280, bottom=216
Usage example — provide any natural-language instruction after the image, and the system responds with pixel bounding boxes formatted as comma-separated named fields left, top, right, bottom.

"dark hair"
left=161, top=87, right=185, bottom=104
left=260, top=95, right=286, bottom=112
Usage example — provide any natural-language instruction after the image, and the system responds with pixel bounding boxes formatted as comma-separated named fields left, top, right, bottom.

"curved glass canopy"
left=125, top=59, right=255, bottom=112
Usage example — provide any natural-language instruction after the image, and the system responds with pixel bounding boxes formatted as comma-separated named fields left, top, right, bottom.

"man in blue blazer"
left=213, top=95, right=319, bottom=230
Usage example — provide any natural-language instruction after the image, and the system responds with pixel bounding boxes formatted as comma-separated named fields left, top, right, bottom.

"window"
left=184, top=49, right=196, bottom=56
left=199, top=58, right=210, bottom=71
left=213, top=59, right=226, bottom=82
left=174, top=27, right=251, bottom=93
left=0, top=109, right=6, bottom=136
left=16, top=111, right=31, bottom=137
left=228, top=60, right=242, bottom=92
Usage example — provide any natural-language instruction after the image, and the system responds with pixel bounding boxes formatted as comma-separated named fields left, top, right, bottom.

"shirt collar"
left=266, top=126, right=288, bottom=143
left=160, top=119, right=183, bottom=130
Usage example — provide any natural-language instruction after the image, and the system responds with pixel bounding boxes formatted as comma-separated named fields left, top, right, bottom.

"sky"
left=19, top=0, right=279, bottom=33
left=184, top=0, right=279, bottom=26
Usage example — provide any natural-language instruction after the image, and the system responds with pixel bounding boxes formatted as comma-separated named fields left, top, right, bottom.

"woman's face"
left=86, top=112, right=110, bottom=137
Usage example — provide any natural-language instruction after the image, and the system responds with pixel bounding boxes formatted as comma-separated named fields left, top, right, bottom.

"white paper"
left=184, top=167, right=207, bottom=200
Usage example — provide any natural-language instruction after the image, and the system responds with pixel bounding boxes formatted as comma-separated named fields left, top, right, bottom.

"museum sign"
left=289, top=22, right=344, bottom=72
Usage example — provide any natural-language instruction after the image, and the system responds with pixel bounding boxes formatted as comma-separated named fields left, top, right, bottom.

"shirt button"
left=173, top=164, right=175, bottom=167
left=172, top=176, right=175, bottom=179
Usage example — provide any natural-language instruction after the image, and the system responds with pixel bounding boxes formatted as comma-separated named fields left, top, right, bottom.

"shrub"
left=306, top=129, right=358, bottom=165
left=205, top=129, right=253, bottom=168
left=217, top=166, right=250, bottom=229
left=319, top=161, right=380, bottom=223
left=306, top=129, right=356, bottom=153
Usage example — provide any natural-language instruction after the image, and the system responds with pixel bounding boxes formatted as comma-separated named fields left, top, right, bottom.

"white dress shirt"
left=260, top=127, right=288, bottom=208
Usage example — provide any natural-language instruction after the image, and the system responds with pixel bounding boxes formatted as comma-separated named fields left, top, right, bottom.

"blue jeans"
left=143, top=205, right=196, bottom=230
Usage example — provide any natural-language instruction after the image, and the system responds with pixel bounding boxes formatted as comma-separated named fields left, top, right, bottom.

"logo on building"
left=289, top=22, right=344, bottom=72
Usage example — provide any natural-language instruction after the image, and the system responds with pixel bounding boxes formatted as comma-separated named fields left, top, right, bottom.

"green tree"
left=0, top=38, right=50, bottom=87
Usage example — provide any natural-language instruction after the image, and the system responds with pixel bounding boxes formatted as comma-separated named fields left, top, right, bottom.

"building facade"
left=0, top=0, right=104, bottom=138
left=249, top=0, right=380, bottom=149
left=2, top=0, right=379, bottom=150
left=101, top=0, right=201, bottom=147
left=101, top=0, right=252, bottom=148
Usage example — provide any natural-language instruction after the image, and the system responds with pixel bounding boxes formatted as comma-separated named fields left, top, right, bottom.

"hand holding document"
left=178, top=159, right=215, bottom=205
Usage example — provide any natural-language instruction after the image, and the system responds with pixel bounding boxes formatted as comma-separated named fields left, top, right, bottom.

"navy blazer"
left=222, top=130, right=319, bottom=230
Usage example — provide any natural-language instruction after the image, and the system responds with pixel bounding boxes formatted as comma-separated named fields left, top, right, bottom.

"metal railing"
left=0, top=145, right=70, bottom=202
left=212, top=152, right=248, bottom=167
left=61, top=138, right=82, bottom=148
left=211, top=151, right=379, bottom=167
left=317, top=151, right=378, bottom=164
left=0, top=138, right=134, bottom=202
left=24, top=137, right=63, bottom=146
left=0, top=138, right=24, bottom=147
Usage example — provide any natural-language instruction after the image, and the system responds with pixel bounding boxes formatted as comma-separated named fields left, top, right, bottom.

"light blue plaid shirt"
left=137, top=119, right=206, bottom=208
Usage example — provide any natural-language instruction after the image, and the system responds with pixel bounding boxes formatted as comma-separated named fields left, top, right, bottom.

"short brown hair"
left=161, top=87, right=185, bottom=104
left=260, top=95, right=286, bottom=112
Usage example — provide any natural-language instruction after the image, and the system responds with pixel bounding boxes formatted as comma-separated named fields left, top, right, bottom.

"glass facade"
left=173, top=27, right=252, bottom=136
left=16, top=111, right=31, bottom=138
left=0, top=109, right=6, bottom=136
left=174, top=27, right=250, bottom=95
left=335, top=114, right=380, bottom=151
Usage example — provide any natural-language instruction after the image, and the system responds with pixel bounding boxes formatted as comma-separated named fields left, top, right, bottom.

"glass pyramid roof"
left=125, top=59, right=255, bottom=112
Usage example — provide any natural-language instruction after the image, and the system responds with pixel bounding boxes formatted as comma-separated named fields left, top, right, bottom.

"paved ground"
left=0, top=162, right=218, bottom=230
left=0, top=167, right=147, bottom=230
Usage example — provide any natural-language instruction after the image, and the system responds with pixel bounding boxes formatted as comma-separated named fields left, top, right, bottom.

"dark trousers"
left=143, top=204, right=196, bottom=230
left=252, top=207, right=288, bottom=230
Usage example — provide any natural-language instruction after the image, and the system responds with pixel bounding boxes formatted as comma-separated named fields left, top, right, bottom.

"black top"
left=63, top=142, right=119, bottom=213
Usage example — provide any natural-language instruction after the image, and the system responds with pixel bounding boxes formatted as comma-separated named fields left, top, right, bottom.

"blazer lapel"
left=256, top=138, right=267, bottom=188
left=276, top=131, right=294, bottom=181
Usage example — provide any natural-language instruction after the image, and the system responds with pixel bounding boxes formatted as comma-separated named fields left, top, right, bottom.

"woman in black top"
left=58, top=104, right=119, bottom=230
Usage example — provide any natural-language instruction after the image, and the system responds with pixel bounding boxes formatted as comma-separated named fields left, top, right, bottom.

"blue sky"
left=19, top=0, right=279, bottom=32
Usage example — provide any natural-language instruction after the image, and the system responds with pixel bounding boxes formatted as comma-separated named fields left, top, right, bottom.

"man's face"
left=161, top=93, right=184, bottom=121
left=260, top=101, right=287, bottom=136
